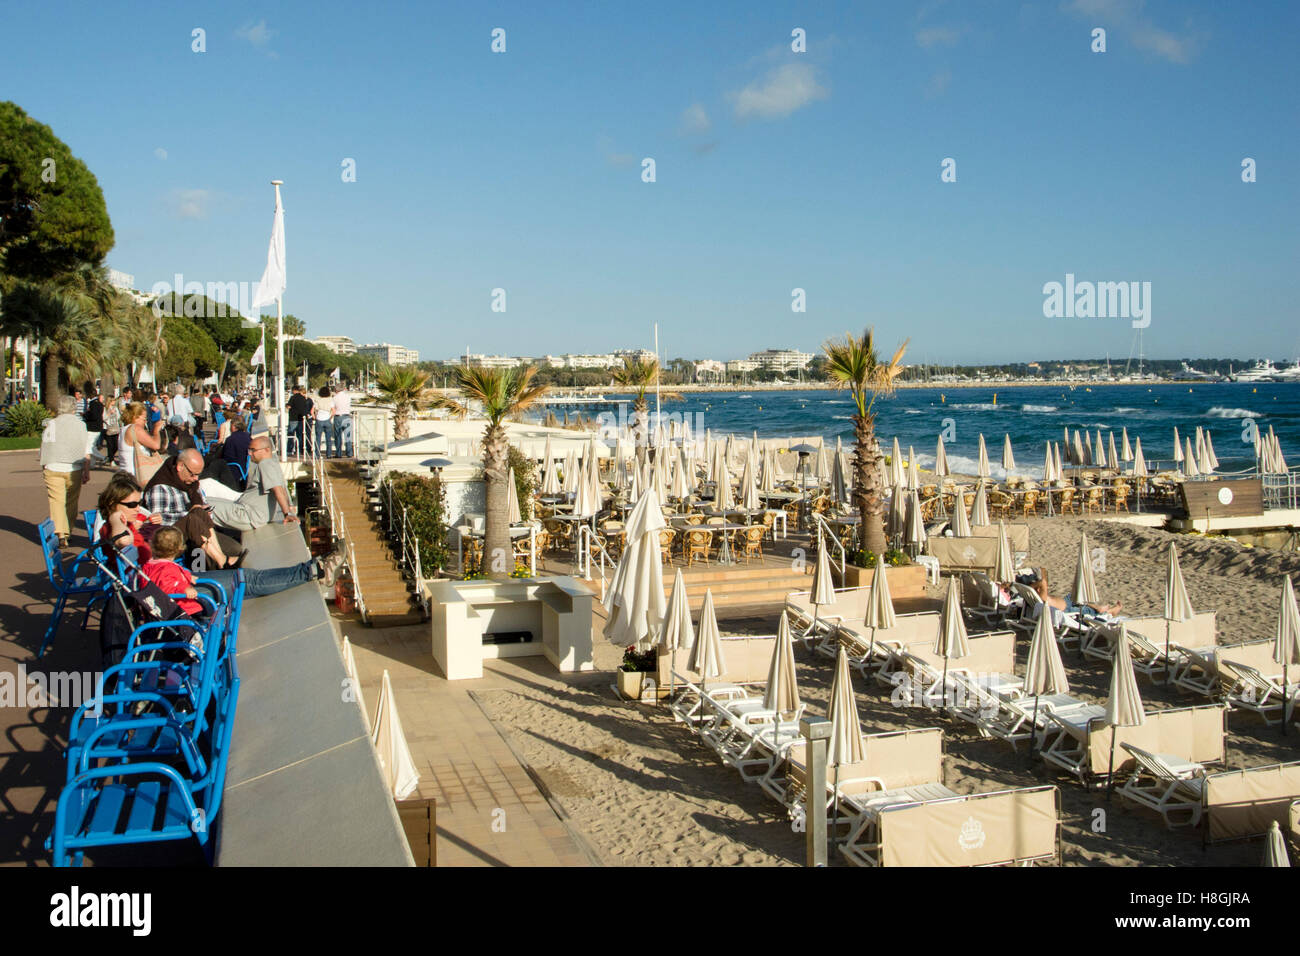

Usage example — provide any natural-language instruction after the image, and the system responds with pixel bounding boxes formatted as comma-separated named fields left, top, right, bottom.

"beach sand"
left=476, top=518, right=1299, bottom=866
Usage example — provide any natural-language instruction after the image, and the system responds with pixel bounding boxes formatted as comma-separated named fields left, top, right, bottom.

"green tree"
left=610, top=356, right=681, bottom=461
left=373, top=366, right=430, bottom=441
left=0, top=102, right=115, bottom=285
left=155, top=314, right=219, bottom=384
left=427, top=366, right=548, bottom=579
left=822, top=328, right=908, bottom=555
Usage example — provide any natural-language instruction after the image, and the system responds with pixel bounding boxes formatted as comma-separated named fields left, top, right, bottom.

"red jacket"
left=143, top=559, right=202, bottom=615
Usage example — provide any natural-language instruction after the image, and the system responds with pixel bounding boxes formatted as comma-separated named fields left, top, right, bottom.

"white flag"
left=250, top=342, right=265, bottom=367
left=251, top=190, right=286, bottom=308
left=330, top=366, right=340, bottom=381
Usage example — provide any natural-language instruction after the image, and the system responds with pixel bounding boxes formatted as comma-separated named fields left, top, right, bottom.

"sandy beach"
left=476, top=517, right=1299, bottom=866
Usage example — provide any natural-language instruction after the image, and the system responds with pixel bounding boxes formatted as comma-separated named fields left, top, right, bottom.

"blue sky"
left=4, top=0, right=1298, bottom=365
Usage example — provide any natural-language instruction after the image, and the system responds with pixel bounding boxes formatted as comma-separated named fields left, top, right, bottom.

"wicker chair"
left=685, top=528, right=713, bottom=567
left=990, top=491, right=1014, bottom=520
left=1058, top=487, right=1078, bottom=515
left=1112, top=482, right=1130, bottom=513
left=463, top=536, right=484, bottom=574
left=1082, top=487, right=1105, bottom=515
left=658, top=528, right=676, bottom=565
left=1021, top=490, right=1039, bottom=518
left=738, top=525, right=765, bottom=563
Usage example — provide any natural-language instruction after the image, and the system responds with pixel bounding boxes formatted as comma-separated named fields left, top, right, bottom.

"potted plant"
left=616, top=645, right=657, bottom=700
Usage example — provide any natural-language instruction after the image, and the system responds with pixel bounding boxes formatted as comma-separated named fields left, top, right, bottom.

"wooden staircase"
left=324, top=461, right=425, bottom=627
left=660, top=561, right=812, bottom=610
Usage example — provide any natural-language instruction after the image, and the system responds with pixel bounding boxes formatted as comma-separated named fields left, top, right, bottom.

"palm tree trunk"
left=855, top=415, right=887, bottom=555
left=41, top=351, right=63, bottom=412
left=633, top=397, right=649, bottom=465
left=482, top=422, right=511, bottom=579
left=394, top=404, right=410, bottom=441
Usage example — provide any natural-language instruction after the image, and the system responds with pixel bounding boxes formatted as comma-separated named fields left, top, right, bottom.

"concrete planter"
left=836, top=562, right=927, bottom=598
left=616, top=670, right=646, bottom=700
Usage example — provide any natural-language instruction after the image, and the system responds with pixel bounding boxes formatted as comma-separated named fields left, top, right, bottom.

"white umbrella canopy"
left=865, top=562, right=897, bottom=630
left=1206, top=431, right=1220, bottom=471
left=815, top=441, right=831, bottom=485
left=627, top=457, right=643, bottom=502
left=907, top=446, right=920, bottom=492
left=1263, top=821, right=1292, bottom=867
left=689, top=588, right=726, bottom=679
left=1107, top=432, right=1119, bottom=471
left=950, top=486, right=972, bottom=537
left=1083, top=430, right=1094, bottom=466
left=970, top=481, right=990, bottom=527
left=811, top=530, right=836, bottom=607
left=935, top=435, right=950, bottom=478
left=1094, top=430, right=1106, bottom=466
left=993, top=520, right=1015, bottom=585
left=906, top=489, right=927, bottom=550
left=372, top=669, right=420, bottom=800
left=1073, top=430, right=1086, bottom=466
left=573, top=457, right=600, bottom=519
left=759, top=445, right=777, bottom=493
left=652, top=448, right=669, bottom=503
left=890, top=437, right=905, bottom=486
left=935, top=576, right=971, bottom=705
left=1002, top=434, right=1016, bottom=473
left=1054, top=442, right=1065, bottom=480
left=1121, top=427, right=1133, bottom=462
left=1197, top=431, right=1214, bottom=475
left=1271, top=574, right=1300, bottom=693
left=977, top=434, right=990, bottom=479
left=1025, top=602, right=1069, bottom=697
left=888, top=481, right=908, bottom=539
left=602, top=487, right=667, bottom=651
left=660, top=567, right=695, bottom=653
left=830, top=448, right=849, bottom=506
left=540, top=436, right=560, bottom=494
left=590, top=446, right=607, bottom=513
left=1062, top=427, right=1072, bottom=463
left=564, top=450, right=582, bottom=493
left=1132, top=437, right=1148, bottom=477
left=670, top=447, right=691, bottom=501
left=1184, top=437, right=1200, bottom=477
left=505, top=467, right=522, bottom=525
left=1173, top=426, right=1184, bottom=463
left=738, top=448, right=760, bottom=511
left=762, top=611, right=802, bottom=717
left=826, top=645, right=865, bottom=766
left=1105, top=625, right=1147, bottom=729
left=1042, top=442, right=1057, bottom=483
left=714, top=459, right=735, bottom=510
left=1072, top=532, right=1100, bottom=606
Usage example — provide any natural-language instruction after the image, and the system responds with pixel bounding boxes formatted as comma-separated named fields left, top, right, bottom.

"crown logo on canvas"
left=958, top=815, right=985, bottom=851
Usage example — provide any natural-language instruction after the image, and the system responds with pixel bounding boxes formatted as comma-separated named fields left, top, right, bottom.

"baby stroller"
left=82, top=541, right=189, bottom=669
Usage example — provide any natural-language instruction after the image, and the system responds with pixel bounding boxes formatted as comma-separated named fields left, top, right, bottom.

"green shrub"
left=1, top=400, right=50, bottom=438
left=388, top=472, right=451, bottom=573
left=506, top=444, right=536, bottom=522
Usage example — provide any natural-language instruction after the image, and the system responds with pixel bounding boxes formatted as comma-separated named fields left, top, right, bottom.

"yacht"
left=1231, top=360, right=1280, bottom=383
left=1273, top=360, right=1300, bottom=382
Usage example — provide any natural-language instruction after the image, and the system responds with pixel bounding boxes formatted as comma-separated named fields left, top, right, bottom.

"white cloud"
left=168, top=189, right=211, bottom=220
left=916, top=26, right=962, bottom=49
left=236, top=19, right=276, bottom=54
left=1062, top=0, right=1205, bottom=63
left=154, top=147, right=168, bottom=161
left=730, top=63, right=828, bottom=120
left=680, top=103, right=711, bottom=135
left=924, top=69, right=952, bottom=98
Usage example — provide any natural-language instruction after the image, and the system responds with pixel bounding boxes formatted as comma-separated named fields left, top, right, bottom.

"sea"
left=556, top=383, right=1300, bottom=480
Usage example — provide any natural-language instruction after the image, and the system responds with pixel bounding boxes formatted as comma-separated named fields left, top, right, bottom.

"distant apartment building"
left=694, top=359, right=725, bottom=381
left=547, top=353, right=618, bottom=369
left=357, top=342, right=420, bottom=366
left=749, top=348, right=813, bottom=373
left=727, top=359, right=759, bottom=375
left=106, top=269, right=135, bottom=291
left=315, top=336, right=357, bottom=355
left=611, top=348, right=658, bottom=365
left=463, top=353, right=520, bottom=369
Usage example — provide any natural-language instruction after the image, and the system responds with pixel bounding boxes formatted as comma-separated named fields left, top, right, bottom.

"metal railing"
left=809, top=512, right=847, bottom=580
left=1263, top=471, right=1299, bottom=511
left=576, top=523, right=614, bottom=601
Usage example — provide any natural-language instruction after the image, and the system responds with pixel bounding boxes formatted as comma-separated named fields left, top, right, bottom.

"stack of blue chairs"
left=37, top=518, right=109, bottom=657
left=46, top=572, right=246, bottom=866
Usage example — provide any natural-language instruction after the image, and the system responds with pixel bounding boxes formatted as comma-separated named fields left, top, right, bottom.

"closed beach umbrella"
left=935, top=435, right=950, bottom=478
left=827, top=645, right=864, bottom=766
left=1054, top=442, right=1065, bottom=480
left=830, top=447, right=849, bottom=507
left=1263, top=821, right=1292, bottom=867
left=1063, top=427, right=1073, bottom=463
left=815, top=441, right=831, bottom=485
left=660, top=567, right=695, bottom=696
left=1083, top=430, right=1094, bottom=466
left=689, top=588, right=727, bottom=686
left=1163, top=544, right=1194, bottom=679
left=1197, top=431, right=1213, bottom=476
left=602, top=487, right=667, bottom=651
left=760, top=445, right=777, bottom=493
left=1071, top=531, right=1099, bottom=606
left=890, top=437, right=905, bottom=486
left=1121, top=427, right=1133, bottom=462
left=1025, top=602, right=1069, bottom=754
left=540, top=436, right=560, bottom=494
left=1073, top=430, right=1086, bottom=467
left=762, top=611, right=801, bottom=719
left=993, top=520, right=1015, bottom=585
left=977, top=434, right=990, bottom=479
left=670, top=447, right=690, bottom=501
left=1002, top=434, right=1016, bottom=474
left=1105, top=624, right=1147, bottom=795
left=1132, top=437, right=1147, bottom=477
left=1173, top=426, right=1184, bottom=463
left=805, top=529, right=836, bottom=639
left=715, top=459, right=735, bottom=511
left=739, top=448, right=760, bottom=511
left=574, top=458, right=600, bottom=520
left=1108, top=432, right=1119, bottom=471
left=888, top=481, right=908, bottom=539
left=866, top=562, right=897, bottom=632
left=1184, top=437, right=1200, bottom=477
left=935, top=576, right=971, bottom=712
left=950, top=486, right=972, bottom=537
left=372, top=669, right=420, bottom=800
left=1205, top=431, right=1219, bottom=471
left=505, top=467, right=522, bottom=525
left=1094, top=430, right=1106, bottom=467
left=1042, top=442, right=1056, bottom=484
left=906, top=489, right=927, bottom=552
left=1273, top=574, right=1300, bottom=734
left=970, top=481, right=990, bottom=527
left=907, top=446, right=920, bottom=491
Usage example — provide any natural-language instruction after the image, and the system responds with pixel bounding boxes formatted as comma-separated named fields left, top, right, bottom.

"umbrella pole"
left=1283, top=662, right=1289, bottom=736
left=1029, top=694, right=1040, bottom=758
left=1166, top=620, right=1172, bottom=683
left=941, top=658, right=949, bottom=716
left=1107, top=731, right=1117, bottom=801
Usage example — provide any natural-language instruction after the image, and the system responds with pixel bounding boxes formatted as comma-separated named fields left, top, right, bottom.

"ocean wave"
left=1112, top=407, right=1143, bottom=414
left=905, top=409, right=923, bottom=414
left=950, top=403, right=1000, bottom=410
left=831, top=415, right=853, bottom=421
left=1207, top=407, right=1261, bottom=419
left=1021, top=404, right=1058, bottom=413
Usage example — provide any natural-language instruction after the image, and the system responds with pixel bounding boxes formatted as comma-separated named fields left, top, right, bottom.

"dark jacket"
left=84, top=397, right=104, bottom=432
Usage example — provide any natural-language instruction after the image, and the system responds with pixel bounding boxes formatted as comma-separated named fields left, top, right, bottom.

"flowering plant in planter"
left=619, top=645, right=657, bottom=673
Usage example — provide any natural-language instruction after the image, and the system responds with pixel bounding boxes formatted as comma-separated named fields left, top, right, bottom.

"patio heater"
left=791, top=444, right=817, bottom=533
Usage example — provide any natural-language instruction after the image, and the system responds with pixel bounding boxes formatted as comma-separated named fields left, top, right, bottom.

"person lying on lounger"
left=1032, top=569, right=1123, bottom=617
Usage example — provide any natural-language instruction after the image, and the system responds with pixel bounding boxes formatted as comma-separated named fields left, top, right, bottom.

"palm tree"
left=822, top=328, right=908, bottom=555
left=373, top=366, right=430, bottom=440
left=428, top=366, right=549, bottom=579
left=611, top=356, right=681, bottom=461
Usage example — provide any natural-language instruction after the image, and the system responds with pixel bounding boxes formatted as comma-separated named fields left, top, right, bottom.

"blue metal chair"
left=49, top=651, right=241, bottom=866
left=37, top=519, right=108, bottom=657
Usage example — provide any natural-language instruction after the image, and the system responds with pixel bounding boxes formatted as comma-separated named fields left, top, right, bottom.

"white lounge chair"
left=1219, top=660, right=1296, bottom=726
left=1116, top=742, right=1205, bottom=828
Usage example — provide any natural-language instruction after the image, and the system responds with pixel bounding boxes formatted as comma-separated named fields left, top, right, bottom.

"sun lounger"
left=1217, top=660, right=1297, bottom=726
left=1115, top=743, right=1206, bottom=828
left=1080, top=624, right=1176, bottom=682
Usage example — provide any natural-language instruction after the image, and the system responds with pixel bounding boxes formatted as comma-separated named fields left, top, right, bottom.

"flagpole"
left=273, top=179, right=286, bottom=462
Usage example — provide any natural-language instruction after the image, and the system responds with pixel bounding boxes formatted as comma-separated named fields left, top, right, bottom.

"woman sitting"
left=1031, top=569, right=1123, bottom=618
